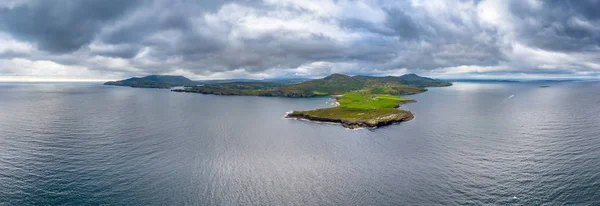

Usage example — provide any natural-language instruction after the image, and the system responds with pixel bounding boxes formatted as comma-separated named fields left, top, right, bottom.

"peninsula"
left=105, top=73, right=452, bottom=128
left=287, top=93, right=416, bottom=129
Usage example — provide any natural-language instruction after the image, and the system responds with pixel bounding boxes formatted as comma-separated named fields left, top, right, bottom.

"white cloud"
left=509, top=43, right=600, bottom=71
left=430, top=65, right=512, bottom=76
left=0, top=58, right=121, bottom=81
left=206, top=2, right=363, bottom=42
left=0, top=33, right=34, bottom=54
left=0, top=0, right=28, bottom=9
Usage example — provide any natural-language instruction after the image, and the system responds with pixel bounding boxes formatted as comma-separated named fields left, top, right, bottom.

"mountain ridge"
left=105, top=73, right=451, bottom=97
left=171, top=73, right=452, bottom=97
left=104, top=75, right=196, bottom=88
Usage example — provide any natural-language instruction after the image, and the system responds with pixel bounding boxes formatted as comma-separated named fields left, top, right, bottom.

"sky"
left=0, top=0, right=599, bottom=81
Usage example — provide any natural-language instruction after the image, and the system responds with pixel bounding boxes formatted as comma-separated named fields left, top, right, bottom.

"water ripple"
left=1, top=82, right=599, bottom=205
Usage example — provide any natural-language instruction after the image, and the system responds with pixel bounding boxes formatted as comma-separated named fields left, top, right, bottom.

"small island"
left=106, top=73, right=452, bottom=129
left=286, top=93, right=415, bottom=129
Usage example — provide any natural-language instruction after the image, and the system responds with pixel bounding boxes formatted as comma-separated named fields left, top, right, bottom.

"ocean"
left=1, top=81, right=599, bottom=205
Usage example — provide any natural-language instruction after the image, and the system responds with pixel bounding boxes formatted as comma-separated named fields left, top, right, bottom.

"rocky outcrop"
left=285, top=112, right=414, bottom=129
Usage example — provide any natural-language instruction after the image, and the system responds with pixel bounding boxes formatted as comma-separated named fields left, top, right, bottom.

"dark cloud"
left=384, top=8, right=423, bottom=40
left=0, top=0, right=142, bottom=53
left=0, top=0, right=599, bottom=79
left=509, top=0, right=600, bottom=52
left=90, top=44, right=141, bottom=59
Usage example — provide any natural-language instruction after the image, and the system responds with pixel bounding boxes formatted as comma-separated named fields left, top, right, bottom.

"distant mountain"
left=396, top=74, right=453, bottom=87
left=104, top=75, right=196, bottom=88
left=174, top=73, right=452, bottom=97
left=273, top=73, right=367, bottom=97
left=446, top=79, right=520, bottom=83
left=196, top=78, right=309, bottom=85
left=195, top=79, right=262, bottom=84
left=263, top=78, right=311, bottom=84
left=354, top=73, right=452, bottom=87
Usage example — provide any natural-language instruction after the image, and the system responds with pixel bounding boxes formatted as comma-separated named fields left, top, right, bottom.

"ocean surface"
left=1, top=81, right=599, bottom=205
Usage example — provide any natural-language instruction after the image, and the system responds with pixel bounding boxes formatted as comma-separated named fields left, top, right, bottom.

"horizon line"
left=2, top=76, right=600, bottom=83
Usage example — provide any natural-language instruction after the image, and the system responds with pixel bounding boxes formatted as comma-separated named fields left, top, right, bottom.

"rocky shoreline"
left=286, top=111, right=414, bottom=129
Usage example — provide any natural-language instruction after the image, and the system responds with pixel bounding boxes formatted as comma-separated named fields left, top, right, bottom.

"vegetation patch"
left=286, top=93, right=415, bottom=129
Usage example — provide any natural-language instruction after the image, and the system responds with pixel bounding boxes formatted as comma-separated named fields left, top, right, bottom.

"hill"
left=196, top=78, right=309, bottom=85
left=104, top=75, right=196, bottom=88
left=173, top=73, right=451, bottom=97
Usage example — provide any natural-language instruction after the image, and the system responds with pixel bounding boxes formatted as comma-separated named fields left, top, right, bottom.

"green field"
left=337, top=93, right=413, bottom=109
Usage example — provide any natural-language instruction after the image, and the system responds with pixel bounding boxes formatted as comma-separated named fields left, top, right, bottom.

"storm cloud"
left=0, top=0, right=599, bottom=80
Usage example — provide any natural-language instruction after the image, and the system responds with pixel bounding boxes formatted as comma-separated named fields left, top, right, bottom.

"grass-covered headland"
left=286, top=93, right=416, bottom=129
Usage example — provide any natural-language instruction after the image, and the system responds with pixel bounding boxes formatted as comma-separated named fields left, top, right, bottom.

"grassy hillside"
left=174, top=73, right=451, bottom=97
left=396, top=74, right=453, bottom=87
left=337, top=93, right=413, bottom=109
left=104, top=75, right=196, bottom=88
left=267, top=74, right=366, bottom=96
left=182, top=82, right=287, bottom=95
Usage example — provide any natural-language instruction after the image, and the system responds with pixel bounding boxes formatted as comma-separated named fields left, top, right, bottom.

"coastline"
left=106, top=74, right=450, bottom=129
